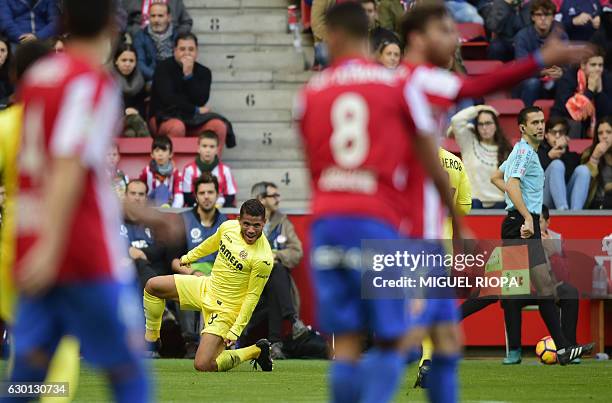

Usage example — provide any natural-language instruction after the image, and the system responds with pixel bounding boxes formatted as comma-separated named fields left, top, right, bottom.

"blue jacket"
left=133, top=27, right=177, bottom=81
left=0, top=0, right=59, bottom=43
left=514, top=23, right=568, bottom=60
left=561, top=0, right=601, bottom=41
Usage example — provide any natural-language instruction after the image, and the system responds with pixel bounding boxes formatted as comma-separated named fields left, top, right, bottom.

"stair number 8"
left=330, top=93, right=369, bottom=169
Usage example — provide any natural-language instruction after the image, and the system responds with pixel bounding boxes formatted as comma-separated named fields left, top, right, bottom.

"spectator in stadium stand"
left=139, top=135, right=184, bottom=207
left=122, top=0, right=192, bottom=38
left=580, top=116, right=612, bottom=208
left=310, top=0, right=334, bottom=66
left=133, top=1, right=177, bottom=82
left=485, top=0, right=531, bottom=61
left=376, top=39, right=402, bottom=69
left=0, top=36, right=12, bottom=109
left=537, top=116, right=591, bottom=209
left=0, top=0, right=58, bottom=45
left=448, top=105, right=512, bottom=208
left=113, top=44, right=150, bottom=138
left=590, top=5, right=612, bottom=69
left=561, top=0, right=602, bottom=41
left=377, top=0, right=406, bottom=33
left=514, top=0, right=567, bottom=106
left=151, top=32, right=233, bottom=146
left=106, top=142, right=130, bottom=200
left=551, top=47, right=612, bottom=138
left=360, top=0, right=399, bottom=52
left=121, top=180, right=160, bottom=289
left=445, top=0, right=485, bottom=24
left=181, top=131, right=237, bottom=208
left=245, top=181, right=307, bottom=360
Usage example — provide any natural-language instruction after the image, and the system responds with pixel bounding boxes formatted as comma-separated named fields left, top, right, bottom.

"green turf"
left=3, top=358, right=612, bottom=402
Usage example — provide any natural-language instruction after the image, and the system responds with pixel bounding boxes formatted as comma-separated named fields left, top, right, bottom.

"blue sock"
left=360, top=348, right=405, bottom=403
left=427, top=353, right=460, bottom=403
left=109, top=362, right=150, bottom=403
left=330, top=360, right=360, bottom=403
left=405, top=346, right=422, bottom=365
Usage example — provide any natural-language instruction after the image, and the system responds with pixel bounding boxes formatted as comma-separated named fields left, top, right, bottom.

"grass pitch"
left=3, top=358, right=612, bottom=402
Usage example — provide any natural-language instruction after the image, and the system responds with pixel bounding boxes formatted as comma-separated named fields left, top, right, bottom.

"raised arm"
left=181, top=225, right=222, bottom=264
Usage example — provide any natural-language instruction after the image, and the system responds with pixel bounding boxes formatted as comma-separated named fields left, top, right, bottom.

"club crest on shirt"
left=239, top=250, right=248, bottom=260
left=190, top=228, right=202, bottom=241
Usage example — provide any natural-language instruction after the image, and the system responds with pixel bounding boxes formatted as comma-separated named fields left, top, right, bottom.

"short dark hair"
left=541, top=204, right=550, bottom=220
left=61, top=0, right=114, bottom=38
left=401, top=1, right=449, bottom=46
left=240, top=199, right=266, bottom=220
left=361, top=0, right=376, bottom=6
left=194, top=172, right=219, bottom=195
left=113, top=43, right=137, bottom=70
left=126, top=179, right=149, bottom=194
left=530, top=0, right=556, bottom=15
left=13, top=40, right=52, bottom=81
left=325, top=2, right=369, bottom=40
left=518, top=106, right=543, bottom=125
left=546, top=116, right=569, bottom=135
left=152, top=135, right=173, bottom=153
left=198, top=130, right=219, bottom=145
left=174, top=32, right=198, bottom=48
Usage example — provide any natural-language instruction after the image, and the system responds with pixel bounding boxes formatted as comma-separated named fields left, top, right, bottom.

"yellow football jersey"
left=181, top=219, right=273, bottom=338
left=0, top=105, right=23, bottom=323
left=439, top=148, right=472, bottom=239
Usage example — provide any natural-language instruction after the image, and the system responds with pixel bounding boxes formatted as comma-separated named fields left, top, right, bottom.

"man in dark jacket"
left=133, top=1, right=177, bottom=81
left=551, top=49, right=612, bottom=138
left=122, top=0, right=192, bottom=37
left=538, top=117, right=591, bottom=209
left=151, top=32, right=213, bottom=137
left=561, top=0, right=602, bottom=41
left=485, top=0, right=531, bottom=61
left=0, top=0, right=59, bottom=45
left=514, top=0, right=568, bottom=106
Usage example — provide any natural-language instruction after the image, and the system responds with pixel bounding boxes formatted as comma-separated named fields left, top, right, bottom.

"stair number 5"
left=330, top=93, right=369, bottom=169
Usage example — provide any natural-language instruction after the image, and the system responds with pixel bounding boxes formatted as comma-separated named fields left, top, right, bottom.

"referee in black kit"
left=494, top=106, right=593, bottom=365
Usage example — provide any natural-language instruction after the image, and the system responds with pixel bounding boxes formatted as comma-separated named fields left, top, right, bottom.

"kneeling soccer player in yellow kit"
left=143, top=199, right=275, bottom=372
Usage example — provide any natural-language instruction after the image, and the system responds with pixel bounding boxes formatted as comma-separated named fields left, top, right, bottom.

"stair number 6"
left=330, top=93, right=369, bottom=169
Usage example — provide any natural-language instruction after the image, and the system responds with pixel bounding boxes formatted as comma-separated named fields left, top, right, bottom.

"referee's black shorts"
left=500, top=210, right=547, bottom=268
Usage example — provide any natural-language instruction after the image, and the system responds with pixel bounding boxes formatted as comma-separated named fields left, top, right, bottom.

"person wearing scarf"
left=551, top=49, right=612, bottom=138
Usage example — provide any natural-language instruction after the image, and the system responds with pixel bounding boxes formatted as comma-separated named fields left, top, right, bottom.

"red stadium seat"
left=535, top=99, right=555, bottom=120
left=486, top=99, right=525, bottom=140
left=457, top=23, right=488, bottom=60
left=463, top=60, right=503, bottom=76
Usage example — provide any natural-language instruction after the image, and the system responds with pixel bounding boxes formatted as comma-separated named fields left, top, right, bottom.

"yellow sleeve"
left=455, top=162, right=472, bottom=217
left=227, top=259, right=273, bottom=340
left=181, top=225, right=222, bottom=264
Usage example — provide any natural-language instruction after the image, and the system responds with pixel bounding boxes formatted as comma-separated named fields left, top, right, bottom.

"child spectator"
left=551, top=48, right=612, bottom=138
left=580, top=116, right=612, bottom=208
left=0, top=36, right=12, bottom=109
left=449, top=105, right=512, bottom=208
left=182, top=131, right=237, bottom=208
left=139, top=135, right=183, bottom=207
left=113, top=43, right=150, bottom=137
left=106, top=143, right=130, bottom=200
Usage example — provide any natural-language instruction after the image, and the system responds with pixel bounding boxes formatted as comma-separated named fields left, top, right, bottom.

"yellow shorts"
left=173, top=274, right=237, bottom=339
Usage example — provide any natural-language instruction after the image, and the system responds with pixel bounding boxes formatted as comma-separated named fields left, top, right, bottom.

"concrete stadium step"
left=197, top=32, right=313, bottom=47
left=192, top=10, right=286, bottom=33
left=217, top=109, right=292, bottom=123
left=223, top=127, right=303, bottom=161
left=209, top=89, right=295, bottom=110
left=199, top=48, right=312, bottom=71
left=210, top=69, right=311, bottom=84
left=185, top=0, right=288, bottom=9
left=232, top=167, right=310, bottom=202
